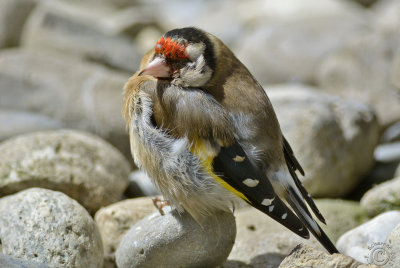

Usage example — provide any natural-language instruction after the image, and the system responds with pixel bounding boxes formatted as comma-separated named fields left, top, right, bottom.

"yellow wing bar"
left=190, top=138, right=249, bottom=202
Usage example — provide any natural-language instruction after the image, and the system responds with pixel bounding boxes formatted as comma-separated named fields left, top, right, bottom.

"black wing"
left=212, top=139, right=309, bottom=239
left=282, top=135, right=326, bottom=224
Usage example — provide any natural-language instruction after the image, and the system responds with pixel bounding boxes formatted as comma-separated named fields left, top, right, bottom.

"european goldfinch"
left=123, top=27, right=338, bottom=254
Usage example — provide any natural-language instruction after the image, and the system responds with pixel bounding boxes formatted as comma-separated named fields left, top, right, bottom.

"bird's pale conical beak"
left=139, top=57, right=170, bottom=78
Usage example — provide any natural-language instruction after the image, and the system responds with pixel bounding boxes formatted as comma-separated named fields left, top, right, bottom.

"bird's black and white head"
left=139, top=27, right=216, bottom=87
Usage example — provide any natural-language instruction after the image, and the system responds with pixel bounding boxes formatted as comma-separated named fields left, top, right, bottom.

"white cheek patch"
left=180, top=55, right=212, bottom=87
left=186, top=43, right=205, bottom=61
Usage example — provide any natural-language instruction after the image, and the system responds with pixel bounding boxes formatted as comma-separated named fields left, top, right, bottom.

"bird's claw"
left=152, top=197, right=170, bottom=216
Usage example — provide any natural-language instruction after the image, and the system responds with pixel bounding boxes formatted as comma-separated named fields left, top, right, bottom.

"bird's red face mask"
left=139, top=37, right=189, bottom=78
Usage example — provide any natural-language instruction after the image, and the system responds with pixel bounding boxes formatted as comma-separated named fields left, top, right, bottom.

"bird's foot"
left=152, top=196, right=170, bottom=216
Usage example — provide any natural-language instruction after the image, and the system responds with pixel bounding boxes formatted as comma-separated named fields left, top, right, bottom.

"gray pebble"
left=116, top=209, right=236, bottom=268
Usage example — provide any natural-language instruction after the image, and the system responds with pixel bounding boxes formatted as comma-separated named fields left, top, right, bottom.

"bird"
left=123, top=27, right=339, bottom=254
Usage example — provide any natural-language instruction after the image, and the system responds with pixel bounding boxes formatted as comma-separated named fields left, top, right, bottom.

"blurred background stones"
left=0, top=0, right=399, bottom=267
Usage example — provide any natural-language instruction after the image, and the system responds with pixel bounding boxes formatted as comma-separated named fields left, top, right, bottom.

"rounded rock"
left=0, top=130, right=130, bottom=213
left=116, top=209, right=236, bottom=268
left=0, top=188, right=104, bottom=267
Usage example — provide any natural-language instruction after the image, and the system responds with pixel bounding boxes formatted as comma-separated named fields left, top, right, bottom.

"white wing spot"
left=261, top=197, right=275, bottom=206
left=242, top=178, right=259, bottom=187
left=299, top=227, right=303, bottom=231
left=268, top=205, right=274, bottom=212
left=282, top=213, right=287, bottom=219
left=233, top=155, right=245, bottom=162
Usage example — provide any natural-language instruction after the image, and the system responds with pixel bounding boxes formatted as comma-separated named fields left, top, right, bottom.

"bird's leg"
left=152, top=196, right=170, bottom=216
left=231, top=201, right=236, bottom=213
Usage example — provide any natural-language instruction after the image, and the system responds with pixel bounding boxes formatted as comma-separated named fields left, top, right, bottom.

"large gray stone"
left=337, top=211, right=400, bottom=263
left=0, top=130, right=130, bottom=213
left=95, top=197, right=158, bottom=267
left=0, top=48, right=131, bottom=158
left=361, top=176, right=400, bottom=217
left=268, top=85, right=379, bottom=197
left=0, top=188, right=104, bottom=267
left=0, top=0, right=36, bottom=48
left=116, top=209, right=236, bottom=268
left=279, top=244, right=378, bottom=268
left=21, top=1, right=142, bottom=73
left=0, top=110, right=63, bottom=142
